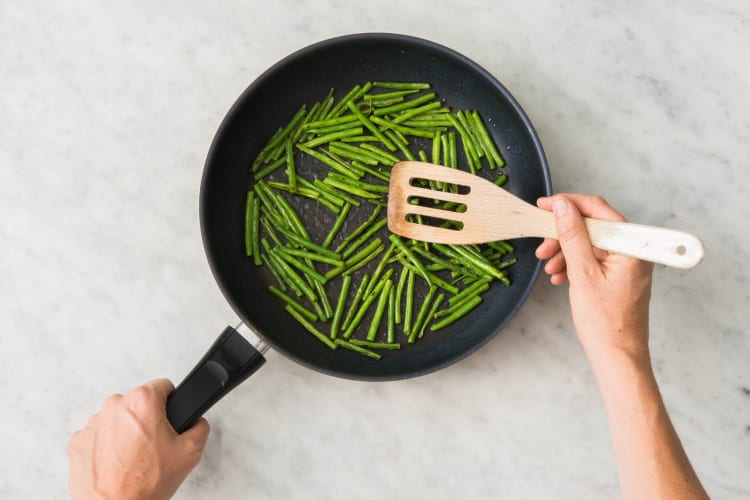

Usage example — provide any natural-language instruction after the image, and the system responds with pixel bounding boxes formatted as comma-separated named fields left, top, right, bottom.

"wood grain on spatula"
left=387, top=161, right=704, bottom=269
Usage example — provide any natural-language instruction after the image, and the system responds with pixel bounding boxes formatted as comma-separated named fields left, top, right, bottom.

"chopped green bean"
left=403, top=269, right=415, bottom=336
left=285, top=305, right=337, bottom=349
left=342, top=278, right=388, bottom=339
left=350, top=339, right=401, bottom=350
left=269, top=285, right=317, bottom=322
left=409, top=286, right=436, bottom=343
left=322, top=203, right=352, bottom=248
left=366, top=279, right=392, bottom=341
left=394, top=267, right=408, bottom=324
left=329, top=275, right=352, bottom=339
left=346, top=100, right=397, bottom=151
left=387, top=286, right=396, bottom=343
left=334, top=338, right=381, bottom=359
left=419, top=293, right=445, bottom=339
left=244, top=191, right=255, bottom=257
left=251, top=196, right=261, bottom=266
left=431, top=296, right=482, bottom=331
left=341, top=274, right=370, bottom=332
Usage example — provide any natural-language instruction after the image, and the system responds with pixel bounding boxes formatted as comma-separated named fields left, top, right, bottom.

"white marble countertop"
left=2, top=1, right=749, bottom=498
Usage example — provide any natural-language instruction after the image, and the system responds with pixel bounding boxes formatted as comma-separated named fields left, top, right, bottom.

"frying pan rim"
left=199, top=32, right=552, bottom=381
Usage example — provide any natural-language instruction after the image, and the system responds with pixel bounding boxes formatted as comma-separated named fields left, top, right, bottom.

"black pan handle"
left=166, top=324, right=268, bottom=433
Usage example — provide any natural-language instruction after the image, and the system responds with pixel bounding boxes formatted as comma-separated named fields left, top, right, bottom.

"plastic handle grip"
left=166, top=326, right=266, bottom=433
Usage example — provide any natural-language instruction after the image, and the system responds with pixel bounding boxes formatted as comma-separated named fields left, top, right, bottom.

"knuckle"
left=103, top=393, right=122, bottom=409
left=125, top=385, right=154, bottom=410
left=588, top=195, right=608, bottom=207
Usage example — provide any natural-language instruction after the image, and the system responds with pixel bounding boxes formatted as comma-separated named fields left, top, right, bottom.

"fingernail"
left=553, top=198, right=569, bottom=216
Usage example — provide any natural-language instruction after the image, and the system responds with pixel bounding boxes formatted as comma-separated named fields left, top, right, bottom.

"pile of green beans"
left=245, top=81, right=516, bottom=360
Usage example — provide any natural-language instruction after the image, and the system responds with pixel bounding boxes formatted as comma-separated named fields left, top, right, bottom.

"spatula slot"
left=408, top=176, right=471, bottom=195
left=407, top=196, right=467, bottom=213
left=404, top=214, right=464, bottom=231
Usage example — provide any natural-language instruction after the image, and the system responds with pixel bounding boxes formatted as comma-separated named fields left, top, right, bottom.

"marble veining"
left=1, top=1, right=748, bottom=498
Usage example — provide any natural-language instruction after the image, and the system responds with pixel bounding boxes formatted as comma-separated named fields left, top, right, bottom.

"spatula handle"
left=582, top=218, right=704, bottom=268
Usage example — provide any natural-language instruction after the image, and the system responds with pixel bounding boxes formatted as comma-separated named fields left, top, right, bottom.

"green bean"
left=387, top=286, right=396, bottom=343
left=494, top=174, right=508, bottom=186
left=403, top=119, right=453, bottom=128
left=418, top=150, right=429, bottom=163
left=328, top=143, right=379, bottom=165
left=296, top=177, right=345, bottom=207
left=267, top=105, right=307, bottom=150
left=350, top=161, right=391, bottom=182
left=431, top=296, right=482, bottom=331
left=470, top=111, right=504, bottom=168
left=329, top=275, right=352, bottom=339
left=346, top=101, right=397, bottom=151
left=370, top=116, right=436, bottom=139
left=398, top=259, right=458, bottom=294
left=305, top=120, right=365, bottom=135
left=298, top=101, right=321, bottom=142
left=431, top=131, right=441, bottom=165
left=394, top=267, right=408, bottom=324
left=313, top=280, right=332, bottom=321
left=303, top=127, right=364, bottom=148
left=333, top=339, right=381, bottom=360
left=403, top=269, right=415, bottom=336
left=366, top=279, right=392, bottom=341
left=372, top=82, right=430, bottom=90
left=452, top=245, right=509, bottom=283
left=304, top=114, right=359, bottom=130
left=412, top=246, right=471, bottom=275
left=342, top=218, right=387, bottom=259
left=334, top=205, right=382, bottom=252
left=341, top=274, right=370, bottom=332
left=284, top=139, right=296, bottom=189
left=323, top=176, right=382, bottom=199
left=363, top=242, right=396, bottom=297
left=448, top=132, right=457, bottom=169
left=276, top=226, right=341, bottom=260
left=496, top=257, right=518, bottom=270
left=268, top=188, right=309, bottom=239
left=322, top=203, right=351, bottom=248
left=350, top=339, right=401, bottom=350
left=297, top=144, right=362, bottom=179
left=435, top=289, right=483, bottom=319
left=457, top=111, right=485, bottom=159
left=373, top=92, right=437, bottom=116
left=342, top=278, right=387, bottom=339
left=359, top=143, right=400, bottom=165
left=419, top=293, right=445, bottom=339
left=268, top=285, right=317, bottom=322
left=447, top=114, right=480, bottom=173
left=364, top=90, right=419, bottom=101
left=271, top=254, right=317, bottom=302
left=384, top=128, right=408, bottom=148
left=251, top=196, right=261, bottom=266
left=408, top=286, right=436, bottom=343
left=388, top=131, right=416, bottom=161
left=280, top=248, right=343, bottom=266
left=261, top=254, right=287, bottom=292
left=340, top=135, right=380, bottom=143
left=253, top=157, right=286, bottom=181
left=244, top=191, right=254, bottom=256
left=285, top=305, right=337, bottom=349
left=312, top=179, right=362, bottom=207
left=325, top=85, right=362, bottom=119
left=440, top=132, right=450, bottom=169
left=325, top=239, right=382, bottom=279
left=388, top=235, right=431, bottom=284
left=391, top=101, right=443, bottom=124
left=448, top=278, right=491, bottom=306
left=274, top=249, right=328, bottom=285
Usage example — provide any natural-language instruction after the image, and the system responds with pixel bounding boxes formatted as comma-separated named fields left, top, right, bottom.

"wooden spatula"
left=387, top=161, right=704, bottom=269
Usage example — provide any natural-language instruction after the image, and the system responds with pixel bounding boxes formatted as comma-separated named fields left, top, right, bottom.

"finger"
left=143, top=378, right=176, bottom=404
left=549, top=194, right=626, bottom=222
left=550, top=272, right=569, bottom=285
left=180, top=417, right=211, bottom=465
left=544, top=251, right=567, bottom=275
left=85, top=413, right=99, bottom=428
left=535, top=238, right=560, bottom=260
left=551, top=195, right=601, bottom=283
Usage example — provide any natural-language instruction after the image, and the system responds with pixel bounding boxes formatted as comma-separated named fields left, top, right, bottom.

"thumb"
left=552, top=196, right=599, bottom=282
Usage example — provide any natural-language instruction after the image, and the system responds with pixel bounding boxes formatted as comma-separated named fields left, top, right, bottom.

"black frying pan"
left=165, top=33, right=552, bottom=433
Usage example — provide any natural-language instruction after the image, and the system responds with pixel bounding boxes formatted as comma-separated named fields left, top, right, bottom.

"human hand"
left=535, top=194, right=654, bottom=359
left=67, top=379, right=210, bottom=500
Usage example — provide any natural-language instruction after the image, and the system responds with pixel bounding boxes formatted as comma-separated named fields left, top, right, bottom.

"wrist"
left=583, top=338, right=652, bottom=377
